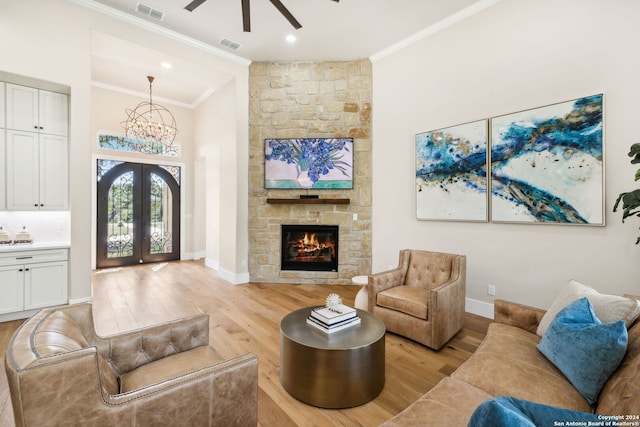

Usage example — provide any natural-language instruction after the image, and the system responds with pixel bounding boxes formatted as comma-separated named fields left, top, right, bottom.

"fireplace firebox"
left=281, top=225, right=338, bottom=272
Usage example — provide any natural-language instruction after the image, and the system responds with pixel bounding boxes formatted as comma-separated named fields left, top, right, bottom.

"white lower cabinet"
left=0, top=249, right=68, bottom=315
left=0, top=265, right=23, bottom=314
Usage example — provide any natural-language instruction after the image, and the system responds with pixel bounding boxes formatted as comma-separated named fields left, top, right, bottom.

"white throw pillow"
left=537, top=280, right=640, bottom=337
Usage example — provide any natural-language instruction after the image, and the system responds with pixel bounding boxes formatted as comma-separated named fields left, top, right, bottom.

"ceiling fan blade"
left=268, top=0, right=302, bottom=30
left=242, top=0, right=251, bottom=32
left=184, top=0, right=207, bottom=12
left=331, top=0, right=340, bottom=2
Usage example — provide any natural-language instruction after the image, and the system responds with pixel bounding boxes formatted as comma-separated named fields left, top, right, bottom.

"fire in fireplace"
left=281, top=225, right=338, bottom=272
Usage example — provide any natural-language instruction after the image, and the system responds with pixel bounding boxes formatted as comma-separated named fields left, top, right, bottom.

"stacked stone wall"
left=248, top=60, right=372, bottom=284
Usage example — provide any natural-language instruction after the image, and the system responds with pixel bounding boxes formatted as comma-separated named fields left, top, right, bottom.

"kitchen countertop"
left=0, top=242, right=71, bottom=252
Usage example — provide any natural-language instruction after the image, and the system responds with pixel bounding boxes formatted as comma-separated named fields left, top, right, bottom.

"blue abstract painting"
left=490, top=94, right=604, bottom=225
left=416, top=120, right=488, bottom=221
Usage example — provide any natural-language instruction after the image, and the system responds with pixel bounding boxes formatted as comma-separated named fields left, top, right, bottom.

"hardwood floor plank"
left=257, top=387, right=298, bottom=427
left=0, top=260, right=492, bottom=426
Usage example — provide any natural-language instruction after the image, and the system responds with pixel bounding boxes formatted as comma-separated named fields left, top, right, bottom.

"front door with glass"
left=96, top=160, right=180, bottom=268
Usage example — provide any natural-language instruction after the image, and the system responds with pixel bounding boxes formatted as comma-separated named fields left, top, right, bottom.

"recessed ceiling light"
left=161, top=62, right=172, bottom=69
left=286, top=34, right=296, bottom=43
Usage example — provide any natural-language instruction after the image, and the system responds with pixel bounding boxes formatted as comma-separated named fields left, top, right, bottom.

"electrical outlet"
left=487, top=285, right=496, bottom=296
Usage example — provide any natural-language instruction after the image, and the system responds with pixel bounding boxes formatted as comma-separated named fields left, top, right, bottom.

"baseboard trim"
left=204, top=257, right=219, bottom=270
left=0, top=309, right=38, bottom=323
left=204, top=258, right=249, bottom=285
left=218, top=268, right=250, bottom=285
left=0, top=300, right=91, bottom=322
left=465, top=298, right=494, bottom=319
left=182, top=251, right=206, bottom=260
left=69, top=296, right=93, bottom=305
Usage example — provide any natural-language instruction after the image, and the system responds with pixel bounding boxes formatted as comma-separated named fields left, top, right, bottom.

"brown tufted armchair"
left=5, top=303, right=258, bottom=427
left=367, top=249, right=466, bottom=350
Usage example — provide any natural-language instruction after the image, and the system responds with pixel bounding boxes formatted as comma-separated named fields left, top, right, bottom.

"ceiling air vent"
left=136, top=2, right=165, bottom=21
left=219, top=38, right=241, bottom=51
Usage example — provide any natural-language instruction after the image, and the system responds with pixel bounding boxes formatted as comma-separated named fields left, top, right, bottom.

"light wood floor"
left=0, top=260, right=491, bottom=427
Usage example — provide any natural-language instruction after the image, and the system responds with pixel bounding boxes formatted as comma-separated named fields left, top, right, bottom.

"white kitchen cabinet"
left=39, top=133, right=68, bottom=209
left=6, top=84, right=38, bottom=133
left=0, top=265, right=23, bottom=314
left=0, top=249, right=68, bottom=316
left=6, top=84, right=68, bottom=136
left=0, top=131, right=5, bottom=211
left=6, top=130, right=68, bottom=210
left=0, top=82, right=5, bottom=129
left=2, top=82, right=69, bottom=211
left=24, top=261, right=68, bottom=310
left=0, top=83, right=4, bottom=210
left=6, top=130, right=38, bottom=210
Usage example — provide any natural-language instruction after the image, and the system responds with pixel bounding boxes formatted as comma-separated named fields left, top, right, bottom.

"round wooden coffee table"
left=280, top=307, right=385, bottom=408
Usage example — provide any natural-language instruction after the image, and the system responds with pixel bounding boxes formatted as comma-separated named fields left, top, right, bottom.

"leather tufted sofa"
left=381, top=299, right=640, bottom=426
left=367, top=249, right=466, bottom=350
left=5, top=303, right=258, bottom=427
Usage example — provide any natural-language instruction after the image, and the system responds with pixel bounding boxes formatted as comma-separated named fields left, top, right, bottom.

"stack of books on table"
left=306, top=304, right=360, bottom=334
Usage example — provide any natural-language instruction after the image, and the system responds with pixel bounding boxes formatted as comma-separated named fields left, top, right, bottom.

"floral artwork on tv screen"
left=264, top=138, right=353, bottom=189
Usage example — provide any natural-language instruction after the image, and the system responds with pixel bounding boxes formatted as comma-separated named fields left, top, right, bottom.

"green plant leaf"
left=614, top=143, right=640, bottom=244
left=613, top=192, right=625, bottom=213
left=629, top=143, right=640, bottom=164
left=617, top=189, right=640, bottom=221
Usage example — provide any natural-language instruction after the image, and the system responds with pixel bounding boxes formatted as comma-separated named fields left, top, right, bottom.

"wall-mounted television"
left=264, top=138, right=353, bottom=189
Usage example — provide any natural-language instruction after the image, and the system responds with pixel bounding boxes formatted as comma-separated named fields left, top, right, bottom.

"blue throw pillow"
left=537, top=297, right=628, bottom=405
left=467, top=396, right=603, bottom=427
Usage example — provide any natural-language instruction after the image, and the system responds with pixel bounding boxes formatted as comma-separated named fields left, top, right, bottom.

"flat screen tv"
left=264, top=138, right=353, bottom=189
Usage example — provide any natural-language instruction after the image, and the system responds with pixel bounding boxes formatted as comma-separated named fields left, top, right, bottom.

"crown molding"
left=67, top=0, right=252, bottom=67
left=370, top=0, right=501, bottom=63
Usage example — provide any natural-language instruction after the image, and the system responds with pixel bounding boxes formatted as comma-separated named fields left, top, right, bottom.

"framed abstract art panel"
left=490, top=94, right=604, bottom=225
left=415, top=120, right=489, bottom=221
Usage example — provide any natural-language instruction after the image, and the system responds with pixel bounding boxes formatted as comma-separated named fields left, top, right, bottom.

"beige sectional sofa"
left=382, top=298, right=640, bottom=426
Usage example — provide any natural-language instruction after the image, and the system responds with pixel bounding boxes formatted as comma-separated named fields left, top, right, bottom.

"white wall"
left=0, top=0, right=250, bottom=299
left=372, top=0, right=640, bottom=316
left=193, top=83, right=228, bottom=272
left=193, top=77, right=250, bottom=283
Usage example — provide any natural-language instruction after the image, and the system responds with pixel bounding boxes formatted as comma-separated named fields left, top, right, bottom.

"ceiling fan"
left=184, top=0, right=340, bottom=32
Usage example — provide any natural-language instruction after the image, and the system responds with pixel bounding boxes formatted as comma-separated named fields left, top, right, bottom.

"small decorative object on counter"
left=0, top=227, right=11, bottom=245
left=14, top=226, right=33, bottom=244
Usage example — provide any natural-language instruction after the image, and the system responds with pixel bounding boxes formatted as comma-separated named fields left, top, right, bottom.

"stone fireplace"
left=281, top=225, right=338, bottom=272
left=248, top=59, right=373, bottom=285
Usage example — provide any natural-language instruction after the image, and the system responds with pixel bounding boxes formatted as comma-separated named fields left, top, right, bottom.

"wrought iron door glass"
left=107, top=171, right=134, bottom=258
left=149, top=172, right=173, bottom=255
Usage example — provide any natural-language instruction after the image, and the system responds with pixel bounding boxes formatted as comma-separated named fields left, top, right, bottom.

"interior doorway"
left=96, top=160, right=180, bottom=268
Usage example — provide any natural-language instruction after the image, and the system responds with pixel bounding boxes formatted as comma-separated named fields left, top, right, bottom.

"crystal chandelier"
left=122, top=76, right=177, bottom=147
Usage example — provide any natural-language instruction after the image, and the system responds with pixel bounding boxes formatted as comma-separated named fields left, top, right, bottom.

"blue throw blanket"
left=468, top=397, right=608, bottom=427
